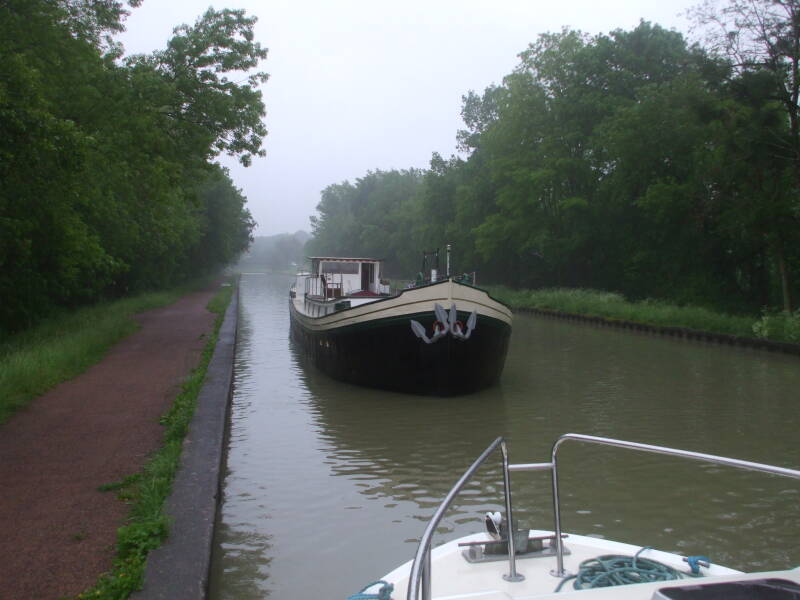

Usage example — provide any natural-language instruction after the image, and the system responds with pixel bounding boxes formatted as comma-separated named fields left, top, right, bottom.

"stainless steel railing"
left=537, top=434, right=800, bottom=577
left=406, top=433, right=800, bottom=599
left=406, top=437, right=523, bottom=600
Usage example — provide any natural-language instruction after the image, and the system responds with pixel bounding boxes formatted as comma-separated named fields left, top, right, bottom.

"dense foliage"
left=308, top=10, right=800, bottom=315
left=0, top=0, right=262, bottom=334
left=306, top=169, right=425, bottom=275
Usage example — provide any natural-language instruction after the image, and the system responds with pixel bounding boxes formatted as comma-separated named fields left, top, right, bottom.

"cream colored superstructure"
left=291, top=278, right=512, bottom=331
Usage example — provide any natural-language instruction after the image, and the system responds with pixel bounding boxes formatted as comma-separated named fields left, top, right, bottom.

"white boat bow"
left=349, top=434, right=800, bottom=600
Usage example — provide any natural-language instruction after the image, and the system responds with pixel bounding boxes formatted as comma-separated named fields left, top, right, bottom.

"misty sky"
left=118, top=0, right=695, bottom=236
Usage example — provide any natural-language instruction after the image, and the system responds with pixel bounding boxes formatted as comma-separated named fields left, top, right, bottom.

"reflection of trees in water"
left=209, top=284, right=277, bottom=600
left=281, top=299, right=800, bottom=574
left=231, top=312, right=254, bottom=389
left=287, top=338, right=553, bottom=536
left=209, top=522, right=272, bottom=600
left=287, top=338, right=800, bottom=571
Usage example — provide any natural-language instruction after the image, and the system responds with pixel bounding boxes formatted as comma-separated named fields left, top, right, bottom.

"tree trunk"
left=776, top=244, right=794, bottom=313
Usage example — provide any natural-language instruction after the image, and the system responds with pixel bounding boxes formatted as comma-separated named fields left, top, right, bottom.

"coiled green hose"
left=554, top=547, right=694, bottom=592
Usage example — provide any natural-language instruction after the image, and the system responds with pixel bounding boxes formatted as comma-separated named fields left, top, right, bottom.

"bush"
left=487, top=286, right=757, bottom=339
left=753, top=310, right=800, bottom=343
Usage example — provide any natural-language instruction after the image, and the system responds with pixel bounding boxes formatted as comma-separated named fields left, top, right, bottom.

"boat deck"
left=381, top=530, right=796, bottom=600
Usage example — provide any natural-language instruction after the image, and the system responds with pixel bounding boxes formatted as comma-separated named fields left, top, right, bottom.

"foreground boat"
left=351, top=434, right=800, bottom=600
left=289, top=256, right=512, bottom=396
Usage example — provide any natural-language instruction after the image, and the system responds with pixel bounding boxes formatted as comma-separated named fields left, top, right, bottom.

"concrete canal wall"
left=133, top=286, right=239, bottom=600
left=518, top=306, right=800, bottom=356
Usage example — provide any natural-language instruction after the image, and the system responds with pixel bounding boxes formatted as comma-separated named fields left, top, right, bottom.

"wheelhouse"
left=303, top=257, right=389, bottom=300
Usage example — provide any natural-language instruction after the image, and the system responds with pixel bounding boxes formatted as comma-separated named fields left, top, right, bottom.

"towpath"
left=0, top=287, right=218, bottom=600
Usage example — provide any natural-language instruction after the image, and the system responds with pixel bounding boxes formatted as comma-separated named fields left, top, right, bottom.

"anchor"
left=451, top=306, right=477, bottom=341
left=410, top=303, right=477, bottom=344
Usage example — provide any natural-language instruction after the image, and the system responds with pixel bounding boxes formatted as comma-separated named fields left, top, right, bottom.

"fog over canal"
left=209, top=273, right=800, bottom=599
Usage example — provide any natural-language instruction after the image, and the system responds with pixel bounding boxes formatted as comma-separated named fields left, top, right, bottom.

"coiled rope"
left=346, top=580, right=394, bottom=600
left=554, top=547, right=697, bottom=593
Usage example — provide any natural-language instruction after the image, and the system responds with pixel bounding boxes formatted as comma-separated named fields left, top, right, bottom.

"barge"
left=289, top=255, right=512, bottom=396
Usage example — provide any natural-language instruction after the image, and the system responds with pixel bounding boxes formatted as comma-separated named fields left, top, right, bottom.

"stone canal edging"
left=517, top=306, right=800, bottom=357
left=133, top=285, right=239, bottom=600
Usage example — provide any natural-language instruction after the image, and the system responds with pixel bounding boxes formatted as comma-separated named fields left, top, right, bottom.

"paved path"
left=0, top=288, right=218, bottom=600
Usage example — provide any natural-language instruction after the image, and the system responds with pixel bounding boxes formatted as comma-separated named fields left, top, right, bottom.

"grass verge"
left=487, top=286, right=800, bottom=344
left=0, top=290, right=192, bottom=425
left=76, top=281, right=234, bottom=600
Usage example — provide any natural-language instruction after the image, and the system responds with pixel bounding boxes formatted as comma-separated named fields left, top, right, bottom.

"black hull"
left=289, top=305, right=511, bottom=396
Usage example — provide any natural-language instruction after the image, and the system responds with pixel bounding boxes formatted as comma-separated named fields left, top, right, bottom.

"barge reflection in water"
left=209, top=273, right=800, bottom=600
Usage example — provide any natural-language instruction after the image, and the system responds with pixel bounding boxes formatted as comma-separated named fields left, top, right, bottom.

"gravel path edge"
left=132, top=284, right=239, bottom=600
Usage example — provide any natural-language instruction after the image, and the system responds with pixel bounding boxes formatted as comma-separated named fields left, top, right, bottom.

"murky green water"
left=209, top=273, right=800, bottom=599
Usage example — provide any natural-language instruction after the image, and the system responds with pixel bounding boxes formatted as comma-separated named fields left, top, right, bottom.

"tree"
left=460, top=23, right=717, bottom=294
left=690, top=0, right=800, bottom=310
left=306, top=170, right=423, bottom=275
left=302, top=17, right=797, bottom=314
left=59, top=0, right=143, bottom=52
left=706, top=71, right=800, bottom=309
left=190, top=165, right=255, bottom=271
left=135, top=8, right=269, bottom=166
left=0, top=0, right=122, bottom=328
left=0, top=1, right=265, bottom=333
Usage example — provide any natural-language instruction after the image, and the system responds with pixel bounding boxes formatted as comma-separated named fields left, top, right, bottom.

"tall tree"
left=307, top=170, right=423, bottom=275
left=0, top=0, right=263, bottom=333
left=135, top=7, right=269, bottom=166
left=690, top=0, right=800, bottom=310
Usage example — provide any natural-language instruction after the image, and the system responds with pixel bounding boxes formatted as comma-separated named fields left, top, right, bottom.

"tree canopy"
left=308, top=13, right=799, bottom=314
left=0, top=0, right=263, bottom=333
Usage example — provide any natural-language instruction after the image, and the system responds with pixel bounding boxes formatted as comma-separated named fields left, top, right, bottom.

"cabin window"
left=320, top=261, right=359, bottom=275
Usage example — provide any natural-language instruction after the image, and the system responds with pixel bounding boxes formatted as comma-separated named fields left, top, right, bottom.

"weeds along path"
left=0, top=288, right=217, bottom=600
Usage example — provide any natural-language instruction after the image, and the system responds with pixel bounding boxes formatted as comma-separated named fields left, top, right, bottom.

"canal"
left=209, top=273, right=800, bottom=599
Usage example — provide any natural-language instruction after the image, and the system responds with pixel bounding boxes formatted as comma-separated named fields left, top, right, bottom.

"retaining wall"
left=517, top=306, right=800, bottom=356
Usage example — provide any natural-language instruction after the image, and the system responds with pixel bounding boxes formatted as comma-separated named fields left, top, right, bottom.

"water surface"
left=210, top=273, right=800, bottom=599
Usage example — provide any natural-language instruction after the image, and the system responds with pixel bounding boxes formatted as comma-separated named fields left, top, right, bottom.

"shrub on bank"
left=753, top=310, right=800, bottom=343
left=487, top=286, right=796, bottom=343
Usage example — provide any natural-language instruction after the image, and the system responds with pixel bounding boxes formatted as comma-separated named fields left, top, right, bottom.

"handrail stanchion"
left=550, top=442, right=566, bottom=577
left=406, top=437, right=506, bottom=600
left=501, top=441, right=524, bottom=582
left=423, top=547, right=431, bottom=600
